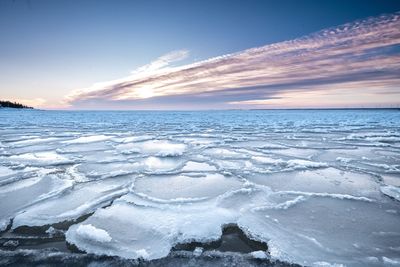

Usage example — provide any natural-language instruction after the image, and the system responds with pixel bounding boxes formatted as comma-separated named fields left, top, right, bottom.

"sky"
left=0, top=0, right=399, bottom=109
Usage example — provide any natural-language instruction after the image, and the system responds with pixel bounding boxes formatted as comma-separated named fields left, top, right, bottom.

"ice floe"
left=125, top=140, right=187, bottom=156
left=63, top=135, right=112, bottom=144
left=381, top=185, right=400, bottom=201
left=0, top=109, right=399, bottom=267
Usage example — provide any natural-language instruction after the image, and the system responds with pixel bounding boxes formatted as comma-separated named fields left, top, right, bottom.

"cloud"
left=66, top=12, right=400, bottom=109
left=229, top=80, right=400, bottom=108
left=131, top=50, right=189, bottom=75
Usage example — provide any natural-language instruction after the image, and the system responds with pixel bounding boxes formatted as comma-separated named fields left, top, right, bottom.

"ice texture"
left=380, top=185, right=400, bottom=201
left=0, top=109, right=400, bottom=267
left=76, top=224, right=112, bottom=243
left=129, top=140, right=186, bottom=156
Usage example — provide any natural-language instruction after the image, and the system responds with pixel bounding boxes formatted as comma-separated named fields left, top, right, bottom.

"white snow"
left=286, top=159, right=328, bottom=169
left=76, top=224, right=112, bottom=243
left=193, top=247, right=203, bottom=257
left=250, top=250, right=269, bottom=259
left=129, top=140, right=186, bottom=156
left=251, top=156, right=285, bottom=165
left=8, top=151, right=74, bottom=166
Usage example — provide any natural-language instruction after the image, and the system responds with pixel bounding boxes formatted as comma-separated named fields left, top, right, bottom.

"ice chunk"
left=181, top=161, right=217, bottom=172
left=286, top=159, right=328, bottom=169
left=143, top=156, right=182, bottom=173
left=344, top=132, right=400, bottom=142
left=251, top=156, right=285, bottom=165
left=76, top=224, right=112, bottom=243
left=272, top=147, right=320, bottom=158
left=252, top=196, right=307, bottom=211
left=127, top=140, right=186, bottom=156
left=7, top=151, right=76, bottom=166
left=0, top=166, right=17, bottom=178
left=45, top=226, right=64, bottom=237
left=3, top=240, right=19, bottom=247
left=193, top=247, right=203, bottom=257
left=250, top=250, right=269, bottom=259
left=63, top=135, right=111, bottom=144
left=204, top=148, right=243, bottom=158
left=336, top=157, right=352, bottom=163
left=251, top=157, right=328, bottom=171
left=381, top=174, right=400, bottom=187
left=0, top=173, right=73, bottom=231
left=115, top=135, right=153, bottom=143
left=133, top=173, right=243, bottom=200
left=177, top=137, right=215, bottom=147
left=57, top=141, right=112, bottom=153
left=12, top=176, right=131, bottom=228
left=247, top=168, right=379, bottom=197
left=66, top=200, right=236, bottom=260
left=239, top=196, right=400, bottom=266
left=76, top=162, right=141, bottom=179
left=382, top=257, right=400, bottom=265
left=381, top=185, right=400, bottom=201
left=10, top=137, right=59, bottom=147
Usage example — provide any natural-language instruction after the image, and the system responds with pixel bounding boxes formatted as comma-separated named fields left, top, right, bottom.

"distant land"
left=0, top=100, right=33, bottom=109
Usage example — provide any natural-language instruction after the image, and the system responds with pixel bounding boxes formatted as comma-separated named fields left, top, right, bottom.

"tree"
left=0, top=100, right=33, bottom=109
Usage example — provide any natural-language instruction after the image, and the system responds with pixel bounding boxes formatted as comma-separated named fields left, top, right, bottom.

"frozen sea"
left=0, top=109, right=399, bottom=267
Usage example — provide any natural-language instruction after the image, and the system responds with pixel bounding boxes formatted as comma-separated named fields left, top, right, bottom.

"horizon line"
left=8, top=107, right=400, bottom=112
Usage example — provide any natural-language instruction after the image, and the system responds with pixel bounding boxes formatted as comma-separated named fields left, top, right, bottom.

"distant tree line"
left=0, top=100, right=33, bottom=109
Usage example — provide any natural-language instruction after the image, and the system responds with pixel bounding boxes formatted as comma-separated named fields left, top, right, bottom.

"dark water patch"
left=0, top=213, right=94, bottom=254
left=12, top=212, right=94, bottom=234
left=0, top=249, right=300, bottom=267
left=0, top=224, right=300, bottom=267
left=173, top=224, right=268, bottom=253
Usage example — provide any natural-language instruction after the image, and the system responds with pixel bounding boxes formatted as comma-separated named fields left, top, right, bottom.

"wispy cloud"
left=66, top=12, right=400, bottom=109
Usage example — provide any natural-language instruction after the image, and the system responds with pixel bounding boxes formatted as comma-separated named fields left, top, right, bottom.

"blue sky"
left=0, top=0, right=399, bottom=109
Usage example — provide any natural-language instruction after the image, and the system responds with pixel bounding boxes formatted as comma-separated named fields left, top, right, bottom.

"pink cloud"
left=66, top=12, right=400, bottom=109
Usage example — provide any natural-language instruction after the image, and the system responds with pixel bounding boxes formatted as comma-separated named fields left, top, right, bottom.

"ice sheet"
left=0, top=109, right=399, bottom=267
